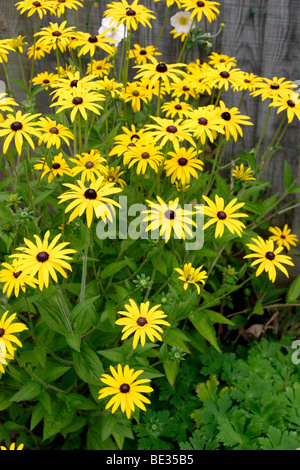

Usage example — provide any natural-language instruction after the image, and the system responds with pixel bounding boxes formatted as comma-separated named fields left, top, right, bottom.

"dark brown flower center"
left=107, top=176, right=115, bottom=182
left=287, top=99, right=295, bottom=107
left=72, top=97, right=83, bottom=105
left=58, top=0, right=66, bottom=3
left=140, top=49, right=147, bottom=55
left=217, top=211, right=227, bottom=220
left=198, top=117, right=208, bottom=125
left=70, top=79, right=78, bottom=87
left=270, top=83, right=280, bottom=90
left=280, top=235, right=286, bottom=239
left=96, top=66, right=102, bottom=70
left=36, top=46, right=41, bottom=50
left=36, top=251, right=49, bottom=262
left=175, top=104, right=182, bottom=110
left=130, top=134, right=140, bottom=141
left=50, top=127, right=59, bottom=134
left=126, top=7, right=136, bottom=16
left=137, top=316, right=147, bottom=326
left=0, top=328, right=5, bottom=337
left=156, top=62, right=168, bottom=73
left=219, top=59, right=225, bottom=63
left=13, top=271, right=22, bottom=279
left=265, top=251, right=275, bottom=260
left=120, top=383, right=130, bottom=393
left=178, top=157, right=188, bottom=166
left=88, top=36, right=98, bottom=43
left=32, top=1, right=41, bottom=7
left=52, top=31, right=62, bottom=37
left=85, top=161, right=94, bottom=169
left=10, top=121, right=23, bottom=131
left=141, top=152, right=150, bottom=159
left=127, top=143, right=136, bottom=148
left=244, top=79, right=251, bottom=83
left=220, top=71, right=230, bottom=79
left=165, top=209, right=175, bottom=220
left=132, top=90, right=139, bottom=97
left=197, top=1, right=205, bottom=6
left=84, top=188, right=97, bottom=199
left=52, top=163, right=61, bottom=169
left=221, top=111, right=231, bottom=121
left=43, top=79, right=50, bottom=84
left=166, top=125, right=177, bottom=133
left=182, top=86, right=190, bottom=91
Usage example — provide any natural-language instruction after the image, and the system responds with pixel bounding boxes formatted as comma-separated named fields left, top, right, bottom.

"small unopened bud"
left=220, top=23, right=225, bottom=28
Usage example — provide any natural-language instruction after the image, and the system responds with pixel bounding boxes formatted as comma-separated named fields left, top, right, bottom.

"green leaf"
left=284, top=161, right=293, bottom=190
left=163, top=359, right=179, bottom=387
left=189, top=311, right=220, bottom=352
left=43, top=401, right=74, bottom=440
left=202, top=309, right=234, bottom=325
left=39, top=391, right=51, bottom=414
left=10, top=380, right=41, bottom=402
left=287, top=275, right=300, bottom=303
left=64, top=393, right=98, bottom=410
left=100, top=260, right=129, bottom=279
left=33, top=189, right=56, bottom=206
left=288, top=185, right=300, bottom=194
left=164, top=328, right=191, bottom=353
left=65, top=330, right=81, bottom=352
left=34, top=299, right=66, bottom=335
left=30, top=403, right=46, bottom=431
left=98, top=348, right=125, bottom=363
left=101, top=414, right=118, bottom=441
left=73, top=340, right=104, bottom=385
left=251, top=300, right=264, bottom=316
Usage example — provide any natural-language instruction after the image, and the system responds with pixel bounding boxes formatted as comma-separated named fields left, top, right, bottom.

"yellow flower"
left=175, top=263, right=207, bottom=294
left=97, top=77, right=123, bottom=99
left=251, top=76, right=294, bottom=101
left=233, top=72, right=263, bottom=92
left=202, top=194, right=248, bottom=238
left=37, top=117, right=74, bottom=149
left=74, top=30, right=116, bottom=57
left=104, top=0, right=156, bottom=31
left=134, top=57, right=186, bottom=94
left=202, top=63, right=245, bottom=91
left=0, top=311, right=28, bottom=356
left=86, top=58, right=113, bottom=77
left=185, top=105, right=224, bottom=144
left=0, top=259, right=38, bottom=298
left=15, top=0, right=55, bottom=18
left=32, top=71, right=59, bottom=89
left=181, top=0, right=220, bottom=23
left=51, top=84, right=104, bottom=121
left=122, top=81, right=149, bottom=112
left=69, top=150, right=107, bottom=183
left=143, top=196, right=196, bottom=242
left=10, top=231, right=76, bottom=290
left=53, top=0, right=83, bottom=17
left=35, top=21, right=75, bottom=53
left=0, top=442, right=24, bottom=450
left=0, top=110, right=41, bottom=155
left=232, top=163, right=256, bottom=181
left=268, top=224, right=298, bottom=251
left=50, top=71, right=98, bottom=99
left=129, top=44, right=161, bottom=65
left=103, top=166, right=127, bottom=189
left=154, top=0, right=182, bottom=6
left=0, top=39, right=16, bottom=64
left=34, top=153, right=71, bottom=183
left=123, top=137, right=163, bottom=174
left=216, top=100, right=253, bottom=142
left=8, top=35, right=28, bottom=53
left=58, top=177, right=122, bottom=227
left=161, top=98, right=193, bottom=119
left=145, top=116, right=196, bottom=147
left=170, top=79, right=197, bottom=100
left=109, top=124, right=146, bottom=158
left=269, top=91, right=300, bottom=123
left=164, top=145, right=203, bottom=185
left=27, top=42, right=51, bottom=60
left=0, top=93, right=19, bottom=115
left=116, top=299, right=170, bottom=348
left=244, top=236, right=294, bottom=282
left=99, top=364, right=153, bottom=418
left=208, top=52, right=237, bottom=67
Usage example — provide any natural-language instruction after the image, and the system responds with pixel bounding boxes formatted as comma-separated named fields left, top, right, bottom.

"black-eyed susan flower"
left=129, top=44, right=161, bottom=65
left=0, top=40, right=15, bottom=64
left=139, top=78, right=167, bottom=100
left=115, top=299, right=170, bottom=348
left=122, top=81, right=149, bottom=112
left=0, top=259, right=38, bottom=298
left=0, top=345, right=16, bottom=376
left=251, top=76, right=294, bottom=101
left=175, top=263, right=207, bottom=294
left=0, top=93, right=19, bottom=116
left=268, top=224, right=298, bottom=251
left=99, top=364, right=153, bottom=418
left=232, top=163, right=256, bottom=181
left=34, top=153, right=71, bottom=183
left=27, top=42, right=51, bottom=60
left=10, top=231, right=76, bottom=290
left=97, top=77, right=123, bottom=99
left=109, top=124, right=146, bottom=158
left=53, top=0, right=83, bottom=17
left=202, top=194, right=248, bottom=238
left=145, top=116, right=196, bottom=147
left=35, top=21, right=75, bottom=53
left=216, top=100, right=253, bottom=142
left=185, top=105, right=224, bottom=144
left=202, top=63, right=245, bottom=91
left=32, top=71, right=59, bottom=89
left=270, top=91, right=300, bottom=123
left=164, top=146, right=203, bottom=185
left=104, top=0, right=156, bottom=31
left=244, top=236, right=294, bottom=282
left=51, top=84, right=104, bottom=121
left=103, top=166, right=126, bottom=188
left=233, top=72, right=263, bottom=92
left=0, top=442, right=24, bottom=450
left=0, top=311, right=28, bottom=356
left=50, top=71, right=98, bottom=99
left=15, top=0, right=55, bottom=18
left=8, top=35, right=28, bottom=53
left=170, top=78, right=196, bottom=100
left=134, top=57, right=186, bottom=94
left=123, top=137, right=163, bottom=174
left=181, top=0, right=220, bottom=23
left=58, top=177, right=122, bottom=227
left=0, top=110, right=41, bottom=154
left=86, top=58, right=113, bottom=77
left=69, top=150, right=107, bottom=183
left=74, top=30, right=116, bottom=57
left=37, top=117, right=74, bottom=149
left=143, top=196, right=196, bottom=242
left=186, top=62, right=213, bottom=95
left=208, top=52, right=237, bottom=67
left=161, top=99, right=192, bottom=119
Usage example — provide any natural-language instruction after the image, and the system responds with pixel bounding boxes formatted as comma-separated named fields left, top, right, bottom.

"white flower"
left=170, top=12, right=194, bottom=35
left=98, top=17, right=126, bottom=45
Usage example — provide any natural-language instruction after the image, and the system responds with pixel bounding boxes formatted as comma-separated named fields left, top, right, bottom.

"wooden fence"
left=0, top=0, right=299, bottom=277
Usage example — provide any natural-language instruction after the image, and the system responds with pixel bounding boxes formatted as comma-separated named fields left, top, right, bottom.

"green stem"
left=78, top=113, right=82, bottom=154
left=253, top=106, right=271, bottom=162
left=259, top=116, right=289, bottom=176
left=155, top=5, right=170, bottom=50
left=28, top=12, right=38, bottom=96
left=177, top=18, right=196, bottom=63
